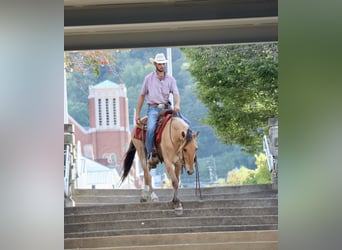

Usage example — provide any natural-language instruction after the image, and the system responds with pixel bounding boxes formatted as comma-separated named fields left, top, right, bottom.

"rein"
left=194, top=155, right=202, bottom=199
left=168, top=117, right=175, bottom=146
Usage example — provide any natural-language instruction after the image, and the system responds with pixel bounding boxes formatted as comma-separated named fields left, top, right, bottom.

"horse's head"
left=182, top=130, right=200, bottom=175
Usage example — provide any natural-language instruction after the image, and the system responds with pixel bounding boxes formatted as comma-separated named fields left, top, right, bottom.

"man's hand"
left=135, top=115, right=141, bottom=126
left=174, top=104, right=180, bottom=113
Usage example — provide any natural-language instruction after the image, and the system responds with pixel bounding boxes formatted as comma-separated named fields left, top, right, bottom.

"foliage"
left=225, top=153, right=271, bottom=185
left=65, top=50, right=127, bottom=126
left=251, top=153, right=272, bottom=184
left=216, top=178, right=227, bottom=186
left=64, top=50, right=121, bottom=78
left=182, top=43, right=278, bottom=153
left=226, top=166, right=255, bottom=185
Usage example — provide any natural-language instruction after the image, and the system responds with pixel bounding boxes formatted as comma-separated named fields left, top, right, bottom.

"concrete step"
left=65, top=206, right=277, bottom=224
left=71, top=184, right=277, bottom=206
left=65, top=215, right=278, bottom=233
left=65, top=184, right=278, bottom=248
left=67, top=241, right=278, bottom=250
left=65, top=223, right=278, bottom=238
left=71, top=190, right=277, bottom=205
left=65, top=230, right=278, bottom=249
left=65, top=214, right=277, bottom=236
left=65, top=198, right=278, bottom=216
left=72, top=184, right=275, bottom=196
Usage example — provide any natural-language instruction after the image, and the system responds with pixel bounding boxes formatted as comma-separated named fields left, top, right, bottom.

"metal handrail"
left=64, top=144, right=71, bottom=197
left=263, top=135, right=274, bottom=172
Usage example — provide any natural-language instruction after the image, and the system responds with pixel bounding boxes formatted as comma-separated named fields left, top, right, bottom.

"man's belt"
left=148, top=103, right=169, bottom=109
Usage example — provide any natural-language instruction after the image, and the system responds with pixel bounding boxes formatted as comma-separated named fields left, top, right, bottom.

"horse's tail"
left=121, top=140, right=136, bottom=183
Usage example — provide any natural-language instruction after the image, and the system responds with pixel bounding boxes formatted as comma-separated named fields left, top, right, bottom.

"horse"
left=120, top=110, right=199, bottom=211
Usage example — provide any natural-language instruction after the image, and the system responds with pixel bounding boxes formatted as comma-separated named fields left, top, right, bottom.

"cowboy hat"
left=149, top=53, right=168, bottom=64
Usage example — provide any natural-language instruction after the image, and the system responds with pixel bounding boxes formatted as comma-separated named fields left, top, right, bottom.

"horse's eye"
left=183, top=148, right=187, bottom=152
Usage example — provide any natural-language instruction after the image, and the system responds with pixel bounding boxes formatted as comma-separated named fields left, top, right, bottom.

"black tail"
left=121, top=141, right=136, bottom=183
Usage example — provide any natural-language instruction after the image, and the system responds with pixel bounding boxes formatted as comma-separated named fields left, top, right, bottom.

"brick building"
left=69, top=80, right=131, bottom=168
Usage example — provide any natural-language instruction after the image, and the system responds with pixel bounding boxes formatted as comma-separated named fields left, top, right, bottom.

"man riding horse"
left=135, top=53, right=191, bottom=168
left=121, top=53, right=198, bottom=210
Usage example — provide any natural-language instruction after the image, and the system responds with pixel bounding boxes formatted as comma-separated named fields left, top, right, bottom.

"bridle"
left=169, top=118, right=202, bottom=199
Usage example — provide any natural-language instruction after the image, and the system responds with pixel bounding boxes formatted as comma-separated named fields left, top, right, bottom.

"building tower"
left=85, top=80, right=130, bottom=167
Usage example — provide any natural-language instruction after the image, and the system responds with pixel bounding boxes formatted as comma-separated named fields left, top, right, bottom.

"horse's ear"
left=193, top=131, right=200, bottom=139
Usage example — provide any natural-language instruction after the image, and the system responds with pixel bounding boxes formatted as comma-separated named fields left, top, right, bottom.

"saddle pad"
left=134, top=126, right=146, bottom=142
left=156, top=114, right=172, bottom=145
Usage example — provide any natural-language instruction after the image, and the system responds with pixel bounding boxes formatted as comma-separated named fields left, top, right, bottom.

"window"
left=105, top=98, right=109, bottom=126
left=113, top=98, right=117, bottom=125
left=98, top=98, right=102, bottom=126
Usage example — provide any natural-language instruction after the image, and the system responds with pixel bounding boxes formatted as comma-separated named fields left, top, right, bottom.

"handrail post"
left=263, top=118, right=278, bottom=188
left=64, top=123, right=76, bottom=207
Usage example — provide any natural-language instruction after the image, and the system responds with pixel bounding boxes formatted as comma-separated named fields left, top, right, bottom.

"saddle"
left=134, top=109, right=177, bottom=144
left=133, top=110, right=178, bottom=167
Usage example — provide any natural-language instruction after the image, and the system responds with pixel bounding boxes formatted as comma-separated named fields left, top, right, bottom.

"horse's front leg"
left=164, top=160, right=182, bottom=209
left=174, top=161, right=183, bottom=210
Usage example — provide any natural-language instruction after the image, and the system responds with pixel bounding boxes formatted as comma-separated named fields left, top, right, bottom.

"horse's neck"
left=170, top=118, right=189, bottom=151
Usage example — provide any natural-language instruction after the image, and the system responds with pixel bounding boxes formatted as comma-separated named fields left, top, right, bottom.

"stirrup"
left=151, top=147, right=157, bottom=157
left=147, top=152, right=158, bottom=169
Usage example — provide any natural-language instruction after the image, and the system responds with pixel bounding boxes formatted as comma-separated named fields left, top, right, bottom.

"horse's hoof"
left=151, top=192, right=159, bottom=202
left=141, top=186, right=150, bottom=202
left=174, top=203, right=183, bottom=216
left=140, top=197, right=148, bottom=203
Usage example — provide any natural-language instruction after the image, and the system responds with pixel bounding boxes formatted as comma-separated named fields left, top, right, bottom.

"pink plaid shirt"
left=140, top=71, right=179, bottom=105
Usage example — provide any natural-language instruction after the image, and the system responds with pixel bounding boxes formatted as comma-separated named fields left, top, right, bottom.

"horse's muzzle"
left=187, top=169, right=194, bottom=175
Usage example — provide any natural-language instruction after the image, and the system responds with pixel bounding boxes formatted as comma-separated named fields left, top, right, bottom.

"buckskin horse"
left=120, top=110, right=199, bottom=211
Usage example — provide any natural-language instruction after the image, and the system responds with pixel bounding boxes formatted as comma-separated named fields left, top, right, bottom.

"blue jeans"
left=146, top=106, right=161, bottom=157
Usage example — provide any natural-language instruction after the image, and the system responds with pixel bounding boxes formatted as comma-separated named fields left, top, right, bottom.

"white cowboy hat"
left=149, top=53, right=168, bottom=64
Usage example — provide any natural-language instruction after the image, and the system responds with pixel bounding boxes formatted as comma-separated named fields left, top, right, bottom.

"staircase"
left=65, top=184, right=278, bottom=249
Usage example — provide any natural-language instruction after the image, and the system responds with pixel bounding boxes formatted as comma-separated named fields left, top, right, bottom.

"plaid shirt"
left=140, top=71, right=179, bottom=105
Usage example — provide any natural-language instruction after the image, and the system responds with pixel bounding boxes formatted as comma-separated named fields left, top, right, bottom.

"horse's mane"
left=185, top=128, right=193, bottom=143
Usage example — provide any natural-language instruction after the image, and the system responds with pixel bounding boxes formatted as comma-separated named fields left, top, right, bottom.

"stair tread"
left=65, top=197, right=278, bottom=214
left=65, top=224, right=278, bottom=238
left=66, top=214, right=278, bottom=226
left=64, top=206, right=278, bottom=224
left=65, top=230, right=278, bottom=248
left=68, top=241, right=278, bottom=250
left=65, top=184, right=278, bottom=247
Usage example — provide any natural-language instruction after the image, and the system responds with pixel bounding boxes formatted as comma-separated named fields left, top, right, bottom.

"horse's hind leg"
left=136, top=146, right=159, bottom=202
left=141, top=169, right=153, bottom=202
left=135, top=146, right=151, bottom=202
left=146, top=160, right=159, bottom=202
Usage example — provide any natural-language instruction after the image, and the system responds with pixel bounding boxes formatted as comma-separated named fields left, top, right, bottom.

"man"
left=135, top=53, right=189, bottom=166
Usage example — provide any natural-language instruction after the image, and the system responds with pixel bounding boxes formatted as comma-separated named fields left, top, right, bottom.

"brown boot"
left=147, top=149, right=159, bottom=169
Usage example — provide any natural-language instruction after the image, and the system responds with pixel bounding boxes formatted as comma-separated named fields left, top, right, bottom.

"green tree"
left=252, top=153, right=271, bottom=184
left=225, top=153, right=271, bottom=185
left=182, top=43, right=278, bottom=153
left=64, top=50, right=120, bottom=78
left=226, top=166, right=254, bottom=185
